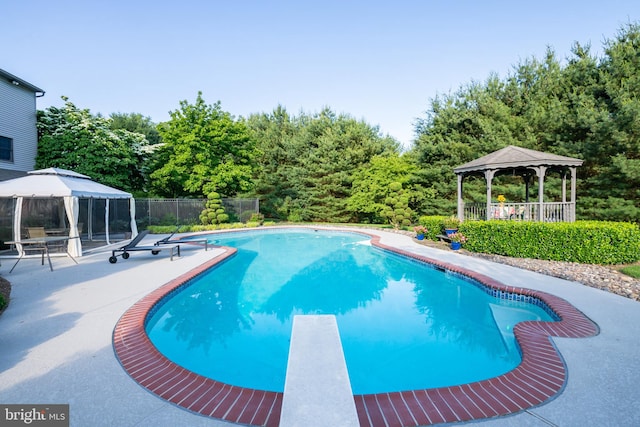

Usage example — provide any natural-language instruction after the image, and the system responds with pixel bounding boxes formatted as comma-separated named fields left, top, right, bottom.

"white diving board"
left=279, top=315, right=360, bottom=427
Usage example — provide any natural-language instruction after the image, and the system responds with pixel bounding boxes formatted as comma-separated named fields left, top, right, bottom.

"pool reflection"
left=146, top=230, right=553, bottom=393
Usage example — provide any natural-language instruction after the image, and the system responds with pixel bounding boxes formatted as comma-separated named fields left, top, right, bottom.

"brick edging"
left=113, top=227, right=598, bottom=426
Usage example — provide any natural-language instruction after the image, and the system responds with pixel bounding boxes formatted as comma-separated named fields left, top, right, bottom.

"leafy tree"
left=109, top=112, right=161, bottom=145
left=347, top=154, right=425, bottom=223
left=150, top=92, right=255, bottom=198
left=36, top=97, right=152, bottom=193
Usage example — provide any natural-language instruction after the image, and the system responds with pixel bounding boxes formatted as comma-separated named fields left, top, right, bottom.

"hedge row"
left=147, top=221, right=277, bottom=234
left=417, top=216, right=640, bottom=265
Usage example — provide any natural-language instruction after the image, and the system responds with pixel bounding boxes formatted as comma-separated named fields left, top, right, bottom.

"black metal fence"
left=135, top=198, right=260, bottom=227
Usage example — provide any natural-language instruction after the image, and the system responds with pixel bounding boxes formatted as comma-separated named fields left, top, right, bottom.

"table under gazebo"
left=453, top=146, right=583, bottom=223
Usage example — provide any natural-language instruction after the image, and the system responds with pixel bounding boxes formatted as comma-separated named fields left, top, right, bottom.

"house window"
left=0, top=136, right=13, bottom=161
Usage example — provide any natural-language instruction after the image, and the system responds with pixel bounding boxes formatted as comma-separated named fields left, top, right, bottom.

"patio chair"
left=11, top=227, right=52, bottom=272
left=27, top=227, right=47, bottom=238
left=29, top=226, right=69, bottom=253
left=154, top=227, right=210, bottom=251
left=154, top=227, right=180, bottom=246
left=108, top=230, right=181, bottom=263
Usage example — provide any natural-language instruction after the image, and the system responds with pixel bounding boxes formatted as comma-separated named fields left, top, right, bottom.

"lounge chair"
left=108, top=230, right=181, bottom=263
left=154, top=227, right=209, bottom=251
left=154, top=227, right=180, bottom=246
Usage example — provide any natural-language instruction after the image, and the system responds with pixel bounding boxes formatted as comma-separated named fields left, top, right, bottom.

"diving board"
left=279, top=315, right=359, bottom=427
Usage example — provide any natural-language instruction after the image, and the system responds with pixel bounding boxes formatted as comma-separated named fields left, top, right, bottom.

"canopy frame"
left=0, top=168, right=138, bottom=256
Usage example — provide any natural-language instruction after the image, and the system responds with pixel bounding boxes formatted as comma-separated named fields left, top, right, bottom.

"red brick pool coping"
left=112, top=229, right=599, bottom=426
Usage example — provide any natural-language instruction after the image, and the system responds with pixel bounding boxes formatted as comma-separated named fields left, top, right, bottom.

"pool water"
left=146, top=229, right=554, bottom=394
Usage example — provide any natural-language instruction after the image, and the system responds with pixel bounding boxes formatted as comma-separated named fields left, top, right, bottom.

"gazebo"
left=0, top=168, right=138, bottom=257
left=453, top=146, right=583, bottom=222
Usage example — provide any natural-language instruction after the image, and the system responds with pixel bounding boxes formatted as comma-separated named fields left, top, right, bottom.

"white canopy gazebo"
left=0, top=168, right=138, bottom=257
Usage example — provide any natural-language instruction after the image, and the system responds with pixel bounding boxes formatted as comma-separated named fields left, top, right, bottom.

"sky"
left=3, top=1, right=639, bottom=149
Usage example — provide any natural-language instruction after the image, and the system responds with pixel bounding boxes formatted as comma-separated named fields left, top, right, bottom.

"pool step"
left=279, top=315, right=359, bottom=427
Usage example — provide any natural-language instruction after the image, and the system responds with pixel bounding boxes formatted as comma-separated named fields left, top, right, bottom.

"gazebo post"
left=561, top=170, right=567, bottom=203
left=536, top=166, right=547, bottom=221
left=561, top=169, right=568, bottom=222
left=457, top=174, right=464, bottom=222
left=484, top=170, right=496, bottom=221
left=570, top=167, right=578, bottom=222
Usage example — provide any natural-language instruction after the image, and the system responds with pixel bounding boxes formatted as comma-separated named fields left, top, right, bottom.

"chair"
left=154, top=227, right=209, bottom=251
left=27, top=227, right=47, bottom=238
left=108, top=230, right=181, bottom=263
left=11, top=227, right=51, bottom=272
left=154, top=227, right=180, bottom=246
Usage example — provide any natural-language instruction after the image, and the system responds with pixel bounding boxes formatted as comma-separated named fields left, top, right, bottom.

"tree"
left=247, top=107, right=399, bottom=222
left=410, top=22, right=640, bottom=222
left=244, top=106, right=299, bottom=219
left=578, top=23, right=640, bottom=221
left=150, top=92, right=255, bottom=198
left=110, top=112, right=161, bottom=145
left=347, top=154, right=424, bottom=223
left=36, top=97, right=152, bottom=193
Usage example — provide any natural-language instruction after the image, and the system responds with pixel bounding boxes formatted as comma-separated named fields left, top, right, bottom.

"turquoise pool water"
left=146, top=229, right=555, bottom=394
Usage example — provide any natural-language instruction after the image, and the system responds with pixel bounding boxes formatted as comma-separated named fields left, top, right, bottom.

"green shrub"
left=418, top=215, right=448, bottom=240
left=249, top=212, right=265, bottom=224
left=459, top=220, right=640, bottom=265
left=0, top=293, right=6, bottom=311
left=200, top=192, right=230, bottom=225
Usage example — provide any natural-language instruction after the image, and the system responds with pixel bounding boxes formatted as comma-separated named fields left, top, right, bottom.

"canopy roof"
left=454, top=145, right=583, bottom=175
left=0, top=168, right=132, bottom=199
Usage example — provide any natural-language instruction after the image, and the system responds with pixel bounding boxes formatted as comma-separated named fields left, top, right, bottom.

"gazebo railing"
left=463, top=202, right=575, bottom=222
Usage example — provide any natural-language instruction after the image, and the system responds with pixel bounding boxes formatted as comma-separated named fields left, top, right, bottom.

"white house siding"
left=0, top=78, right=38, bottom=174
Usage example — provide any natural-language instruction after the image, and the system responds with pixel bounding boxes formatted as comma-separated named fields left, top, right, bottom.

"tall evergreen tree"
left=411, top=22, right=640, bottom=222
left=247, top=107, right=399, bottom=222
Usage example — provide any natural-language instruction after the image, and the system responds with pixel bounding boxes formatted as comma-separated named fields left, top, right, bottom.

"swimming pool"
left=113, top=227, right=598, bottom=427
left=146, top=229, right=554, bottom=394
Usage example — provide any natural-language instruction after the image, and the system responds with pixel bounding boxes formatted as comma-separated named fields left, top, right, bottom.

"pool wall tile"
left=112, top=228, right=599, bottom=426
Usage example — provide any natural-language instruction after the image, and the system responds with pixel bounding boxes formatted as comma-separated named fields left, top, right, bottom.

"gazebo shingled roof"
left=454, top=145, right=583, bottom=174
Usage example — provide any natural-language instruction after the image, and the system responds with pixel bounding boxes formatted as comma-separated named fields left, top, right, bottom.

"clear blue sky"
left=3, top=1, right=639, bottom=148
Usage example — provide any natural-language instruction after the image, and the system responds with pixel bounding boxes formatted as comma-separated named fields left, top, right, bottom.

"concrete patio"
left=0, top=228, right=638, bottom=426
